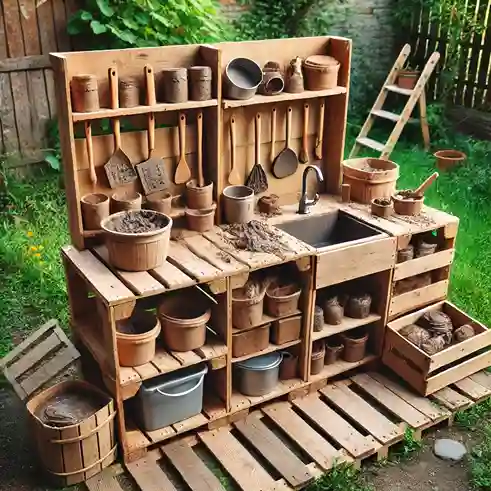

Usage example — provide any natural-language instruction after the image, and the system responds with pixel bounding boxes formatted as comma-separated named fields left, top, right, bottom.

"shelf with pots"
left=309, top=353, right=378, bottom=383
left=312, top=313, right=382, bottom=341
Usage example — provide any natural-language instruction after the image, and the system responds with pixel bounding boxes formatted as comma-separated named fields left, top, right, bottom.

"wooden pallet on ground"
left=85, top=368, right=491, bottom=491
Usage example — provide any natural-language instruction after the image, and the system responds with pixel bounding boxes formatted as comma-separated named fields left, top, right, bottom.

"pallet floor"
left=85, top=369, right=491, bottom=491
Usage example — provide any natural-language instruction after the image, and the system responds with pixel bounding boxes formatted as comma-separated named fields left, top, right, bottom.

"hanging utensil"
left=270, top=107, right=277, bottom=164
left=314, top=101, right=325, bottom=161
left=245, top=113, right=268, bottom=193
left=197, top=111, right=204, bottom=187
left=136, top=64, right=170, bottom=195
left=174, top=112, right=192, bottom=184
left=228, top=115, right=241, bottom=185
left=104, top=66, right=137, bottom=188
left=85, top=121, right=96, bottom=185
left=407, top=172, right=439, bottom=198
left=299, top=103, right=309, bottom=164
left=272, top=106, right=298, bottom=179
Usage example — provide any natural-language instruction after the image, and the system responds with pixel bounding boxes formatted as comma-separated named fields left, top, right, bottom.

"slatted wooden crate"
left=85, top=368, right=491, bottom=491
left=383, top=301, right=491, bottom=395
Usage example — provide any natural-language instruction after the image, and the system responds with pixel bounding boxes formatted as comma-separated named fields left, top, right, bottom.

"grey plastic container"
left=134, top=363, right=208, bottom=431
left=235, top=352, right=283, bottom=396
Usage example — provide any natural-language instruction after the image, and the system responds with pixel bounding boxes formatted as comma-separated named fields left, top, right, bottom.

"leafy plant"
left=68, top=0, right=233, bottom=50
left=43, top=119, right=62, bottom=172
left=306, top=462, right=373, bottom=491
left=391, top=427, right=424, bottom=461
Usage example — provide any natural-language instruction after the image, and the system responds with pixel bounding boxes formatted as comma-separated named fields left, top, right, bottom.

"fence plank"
left=52, top=0, right=70, bottom=51
left=37, top=0, right=57, bottom=54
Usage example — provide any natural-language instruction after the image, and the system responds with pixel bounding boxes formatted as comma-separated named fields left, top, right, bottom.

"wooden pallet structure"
left=85, top=369, right=491, bottom=491
left=349, top=44, right=440, bottom=160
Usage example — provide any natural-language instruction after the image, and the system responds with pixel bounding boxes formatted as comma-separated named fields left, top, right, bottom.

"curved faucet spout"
left=298, top=165, right=324, bottom=214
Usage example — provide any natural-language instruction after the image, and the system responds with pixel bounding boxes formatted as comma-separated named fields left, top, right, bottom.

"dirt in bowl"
left=107, top=210, right=169, bottom=233
left=394, top=189, right=423, bottom=201
left=373, top=198, right=392, bottom=206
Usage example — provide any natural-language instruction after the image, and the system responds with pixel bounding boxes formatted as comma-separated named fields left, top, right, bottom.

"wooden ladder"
left=349, top=44, right=440, bottom=160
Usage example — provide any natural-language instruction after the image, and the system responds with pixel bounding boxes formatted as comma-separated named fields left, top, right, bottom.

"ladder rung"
left=371, top=109, right=400, bottom=122
left=385, top=84, right=413, bottom=96
left=356, top=137, right=385, bottom=152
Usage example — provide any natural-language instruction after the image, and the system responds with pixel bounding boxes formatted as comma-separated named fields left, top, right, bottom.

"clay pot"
left=303, top=55, right=340, bottom=90
left=158, top=291, right=211, bottom=351
left=371, top=197, right=393, bottom=218
left=185, top=204, right=216, bottom=232
left=392, top=192, right=424, bottom=216
left=162, top=68, right=188, bottom=103
left=232, top=324, right=270, bottom=358
left=71, top=74, right=99, bottom=112
left=434, top=150, right=466, bottom=171
left=416, top=235, right=438, bottom=257
left=146, top=191, right=172, bottom=215
left=232, top=285, right=266, bottom=330
left=189, top=66, right=212, bottom=101
left=110, top=191, right=142, bottom=214
left=259, top=63, right=284, bottom=96
left=323, top=296, right=344, bottom=325
left=222, top=185, right=255, bottom=224
left=186, top=180, right=213, bottom=210
left=265, top=282, right=301, bottom=317
left=325, top=337, right=344, bottom=365
left=81, top=193, right=109, bottom=230
left=285, top=57, right=304, bottom=93
left=313, top=306, right=324, bottom=332
left=346, top=294, right=372, bottom=319
left=341, top=329, right=368, bottom=362
left=279, top=351, right=298, bottom=380
left=116, top=310, right=161, bottom=367
left=311, top=341, right=325, bottom=375
left=119, top=77, right=140, bottom=107
left=397, top=70, right=420, bottom=90
left=397, top=244, right=414, bottom=263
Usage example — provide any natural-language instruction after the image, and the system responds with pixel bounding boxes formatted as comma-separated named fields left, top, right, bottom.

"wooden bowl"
left=392, top=192, right=424, bottom=216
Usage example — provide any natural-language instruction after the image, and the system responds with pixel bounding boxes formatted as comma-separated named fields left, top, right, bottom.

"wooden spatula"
left=299, top=103, right=309, bottom=164
left=175, top=112, right=192, bottom=184
left=85, top=121, right=96, bottom=185
left=314, top=101, right=325, bottom=160
left=228, top=115, right=241, bottom=185
left=272, top=106, right=298, bottom=179
left=197, top=111, right=204, bottom=187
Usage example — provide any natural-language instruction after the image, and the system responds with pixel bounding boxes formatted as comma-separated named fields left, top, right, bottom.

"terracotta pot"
left=371, top=197, right=393, bottom=218
left=323, top=296, right=344, bottom=325
left=222, top=185, right=255, bottom=224
left=303, top=55, right=340, bottom=90
left=116, top=310, right=161, bottom=367
left=270, top=315, right=301, bottom=345
left=110, top=190, right=142, bottom=214
left=279, top=351, right=298, bottom=380
left=311, top=341, right=326, bottom=375
left=232, top=286, right=265, bottom=330
left=186, top=180, right=213, bottom=210
left=185, top=204, right=216, bottom=232
left=346, top=294, right=372, bottom=319
left=341, top=329, right=368, bottom=362
left=325, top=338, right=344, bottom=365
left=81, top=193, right=109, bottom=230
left=392, top=192, right=424, bottom=216
left=158, top=291, right=211, bottom=351
left=71, top=74, right=99, bottom=112
left=162, top=67, right=188, bottom=103
left=397, top=70, right=420, bottom=90
left=101, top=210, right=172, bottom=272
left=232, top=324, right=270, bottom=358
left=146, top=191, right=172, bottom=215
left=434, top=150, right=466, bottom=171
left=189, top=66, right=212, bottom=101
left=265, top=282, right=301, bottom=317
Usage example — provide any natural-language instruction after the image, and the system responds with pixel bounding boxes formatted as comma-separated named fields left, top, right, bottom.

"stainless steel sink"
left=276, top=210, right=384, bottom=249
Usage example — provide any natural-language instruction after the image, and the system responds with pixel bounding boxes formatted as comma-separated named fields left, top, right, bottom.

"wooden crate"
left=383, top=301, right=491, bottom=395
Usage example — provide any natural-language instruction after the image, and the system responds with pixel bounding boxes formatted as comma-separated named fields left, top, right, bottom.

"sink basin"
left=276, top=211, right=384, bottom=249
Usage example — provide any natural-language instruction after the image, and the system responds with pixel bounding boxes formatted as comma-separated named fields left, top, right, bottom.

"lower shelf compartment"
left=310, top=354, right=378, bottom=382
left=312, top=313, right=381, bottom=341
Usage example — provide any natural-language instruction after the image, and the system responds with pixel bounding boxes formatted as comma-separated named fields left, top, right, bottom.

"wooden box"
left=232, top=324, right=270, bottom=358
left=271, top=315, right=302, bottom=345
left=382, top=301, right=491, bottom=395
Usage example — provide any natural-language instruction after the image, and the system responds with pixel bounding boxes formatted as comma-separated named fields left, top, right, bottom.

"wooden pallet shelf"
left=72, top=99, right=218, bottom=122
left=312, top=313, right=381, bottom=341
left=222, top=87, right=347, bottom=109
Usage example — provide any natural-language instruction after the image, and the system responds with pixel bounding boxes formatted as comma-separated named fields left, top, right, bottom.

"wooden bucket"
left=26, top=380, right=117, bottom=486
left=342, top=158, right=399, bottom=204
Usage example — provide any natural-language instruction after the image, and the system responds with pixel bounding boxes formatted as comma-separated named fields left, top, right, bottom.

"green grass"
left=306, top=462, right=373, bottom=491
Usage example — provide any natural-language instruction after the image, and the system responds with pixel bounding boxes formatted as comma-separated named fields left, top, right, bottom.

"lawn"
left=1, top=130, right=490, bottom=357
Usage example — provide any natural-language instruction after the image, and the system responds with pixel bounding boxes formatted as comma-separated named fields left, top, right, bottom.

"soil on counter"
left=107, top=210, right=168, bottom=233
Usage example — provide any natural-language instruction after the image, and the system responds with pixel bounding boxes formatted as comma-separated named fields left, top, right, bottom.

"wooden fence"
left=0, top=0, right=78, bottom=166
left=408, top=0, right=491, bottom=110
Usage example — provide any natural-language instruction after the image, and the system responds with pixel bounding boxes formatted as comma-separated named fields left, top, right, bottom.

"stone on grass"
left=433, top=438, right=467, bottom=462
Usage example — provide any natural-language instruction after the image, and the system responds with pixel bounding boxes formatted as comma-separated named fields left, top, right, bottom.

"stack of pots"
left=185, top=179, right=216, bottom=232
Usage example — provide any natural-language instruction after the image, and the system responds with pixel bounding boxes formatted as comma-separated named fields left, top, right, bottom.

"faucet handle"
left=312, top=193, right=320, bottom=206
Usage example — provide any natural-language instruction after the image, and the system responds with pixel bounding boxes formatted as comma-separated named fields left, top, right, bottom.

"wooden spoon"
left=228, top=116, right=241, bottom=185
left=314, top=101, right=325, bottom=160
left=174, top=112, right=192, bottom=184
left=85, top=121, right=96, bottom=184
left=270, top=107, right=277, bottom=164
left=197, top=111, right=204, bottom=187
left=408, top=172, right=439, bottom=198
left=299, top=103, right=309, bottom=164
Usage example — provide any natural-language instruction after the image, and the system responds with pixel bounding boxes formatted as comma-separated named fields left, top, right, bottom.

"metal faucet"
left=298, top=165, right=324, bottom=214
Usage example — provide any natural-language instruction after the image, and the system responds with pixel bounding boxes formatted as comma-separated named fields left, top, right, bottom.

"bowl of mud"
left=101, top=209, right=172, bottom=271
left=392, top=190, right=424, bottom=216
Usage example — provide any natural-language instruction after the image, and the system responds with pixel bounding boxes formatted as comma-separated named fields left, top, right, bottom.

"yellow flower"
left=27, top=231, right=33, bottom=237
left=38, top=245, right=43, bottom=250
left=30, top=246, right=38, bottom=252
left=34, top=253, right=41, bottom=258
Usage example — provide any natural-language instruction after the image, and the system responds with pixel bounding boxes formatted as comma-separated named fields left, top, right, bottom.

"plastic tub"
left=235, top=352, right=282, bottom=396
left=134, top=364, right=208, bottom=431
left=158, top=291, right=211, bottom=352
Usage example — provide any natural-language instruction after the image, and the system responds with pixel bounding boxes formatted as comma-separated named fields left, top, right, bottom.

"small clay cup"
left=279, top=351, right=298, bottom=380
left=146, top=191, right=172, bottom=215
left=313, top=305, right=324, bottom=332
left=186, top=180, right=213, bottom=210
left=311, top=341, right=325, bottom=375
left=341, top=329, right=368, bottom=362
left=346, top=294, right=372, bottom=319
left=185, top=204, right=216, bottom=232
left=371, top=197, right=393, bottom=218
left=162, top=68, right=188, bottom=103
left=325, top=337, right=344, bottom=365
left=81, top=193, right=109, bottom=230
left=189, top=66, right=212, bottom=101
left=110, top=191, right=142, bottom=214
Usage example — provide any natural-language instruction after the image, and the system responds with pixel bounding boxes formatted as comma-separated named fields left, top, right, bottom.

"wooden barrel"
left=342, top=157, right=399, bottom=204
left=26, top=380, right=117, bottom=486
